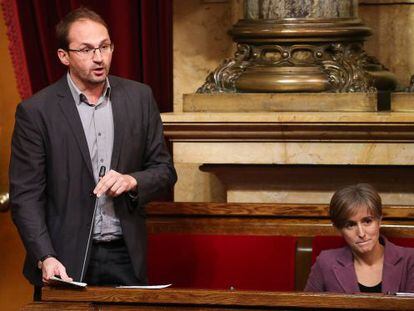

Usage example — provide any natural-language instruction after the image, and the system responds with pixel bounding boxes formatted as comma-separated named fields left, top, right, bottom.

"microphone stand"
left=80, top=166, right=106, bottom=282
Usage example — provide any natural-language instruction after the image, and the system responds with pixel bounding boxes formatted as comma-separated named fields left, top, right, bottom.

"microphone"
left=80, top=166, right=106, bottom=282
left=99, top=166, right=106, bottom=179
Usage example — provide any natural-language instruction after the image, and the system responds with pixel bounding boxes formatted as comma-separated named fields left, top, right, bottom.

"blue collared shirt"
left=67, top=73, right=123, bottom=241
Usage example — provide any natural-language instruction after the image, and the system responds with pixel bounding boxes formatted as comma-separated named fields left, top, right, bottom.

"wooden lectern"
left=21, top=286, right=414, bottom=310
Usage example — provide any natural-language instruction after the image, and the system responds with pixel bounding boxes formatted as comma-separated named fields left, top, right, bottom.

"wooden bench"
left=146, top=202, right=414, bottom=290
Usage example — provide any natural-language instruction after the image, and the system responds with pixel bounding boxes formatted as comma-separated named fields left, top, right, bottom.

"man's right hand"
left=41, top=257, right=73, bottom=284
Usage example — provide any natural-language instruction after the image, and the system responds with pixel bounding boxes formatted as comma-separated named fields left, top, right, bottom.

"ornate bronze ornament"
left=198, top=0, right=396, bottom=93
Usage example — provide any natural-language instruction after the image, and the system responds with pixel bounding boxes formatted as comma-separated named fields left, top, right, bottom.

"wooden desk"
left=21, top=287, right=414, bottom=310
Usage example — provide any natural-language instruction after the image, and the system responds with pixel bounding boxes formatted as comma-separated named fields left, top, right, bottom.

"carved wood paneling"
left=147, top=202, right=414, bottom=218
left=163, top=122, right=414, bottom=142
left=22, top=302, right=94, bottom=310
left=146, top=202, right=414, bottom=237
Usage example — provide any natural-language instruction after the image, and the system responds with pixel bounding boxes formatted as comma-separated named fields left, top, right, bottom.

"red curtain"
left=15, top=0, right=172, bottom=112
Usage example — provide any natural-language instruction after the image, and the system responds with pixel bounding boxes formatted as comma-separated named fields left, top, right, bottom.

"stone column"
left=244, top=0, right=357, bottom=19
left=198, top=0, right=396, bottom=93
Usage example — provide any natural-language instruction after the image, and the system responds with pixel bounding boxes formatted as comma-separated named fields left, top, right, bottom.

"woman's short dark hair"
left=329, top=183, right=382, bottom=229
left=56, top=7, right=109, bottom=50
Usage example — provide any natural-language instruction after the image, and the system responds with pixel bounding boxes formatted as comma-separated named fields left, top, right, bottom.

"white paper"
left=116, top=284, right=172, bottom=289
left=395, top=292, right=414, bottom=297
left=50, top=276, right=87, bottom=287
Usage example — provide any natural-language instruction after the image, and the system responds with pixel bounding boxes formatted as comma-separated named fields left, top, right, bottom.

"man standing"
left=9, top=7, right=176, bottom=288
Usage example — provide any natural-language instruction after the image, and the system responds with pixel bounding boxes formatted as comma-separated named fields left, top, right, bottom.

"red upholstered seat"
left=312, top=236, right=414, bottom=263
left=147, top=234, right=297, bottom=291
left=388, top=237, right=414, bottom=248
left=311, top=236, right=346, bottom=263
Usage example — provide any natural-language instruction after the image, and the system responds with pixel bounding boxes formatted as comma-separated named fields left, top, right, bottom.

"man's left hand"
left=93, top=169, right=137, bottom=197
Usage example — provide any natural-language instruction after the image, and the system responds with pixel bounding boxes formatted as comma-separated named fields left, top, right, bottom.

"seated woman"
left=305, top=183, right=414, bottom=293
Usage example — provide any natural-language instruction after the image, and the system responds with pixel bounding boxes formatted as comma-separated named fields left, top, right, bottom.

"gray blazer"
left=9, top=75, right=177, bottom=286
left=305, top=236, right=414, bottom=293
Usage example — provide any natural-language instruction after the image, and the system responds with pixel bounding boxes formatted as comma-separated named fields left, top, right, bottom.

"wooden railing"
left=146, top=202, right=414, bottom=237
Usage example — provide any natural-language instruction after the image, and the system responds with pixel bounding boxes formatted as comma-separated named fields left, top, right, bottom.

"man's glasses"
left=67, top=43, right=114, bottom=58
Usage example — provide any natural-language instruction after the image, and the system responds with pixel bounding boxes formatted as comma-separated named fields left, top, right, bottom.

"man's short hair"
left=56, top=7, right=109, bottom=50
left=329, top=183, right=382, bottom=229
